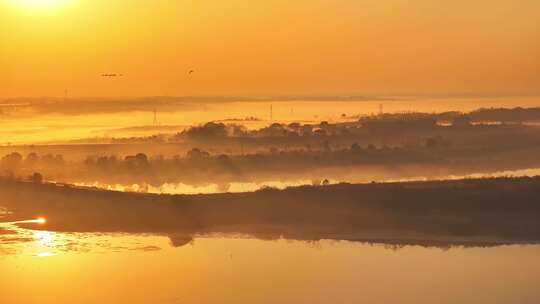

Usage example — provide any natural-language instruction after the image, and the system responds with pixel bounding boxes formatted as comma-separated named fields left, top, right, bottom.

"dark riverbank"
left=1, top=177, right=540, bottom=246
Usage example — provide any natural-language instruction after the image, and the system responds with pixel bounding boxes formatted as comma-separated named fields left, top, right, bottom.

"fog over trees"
left=2, top=108, right=540, bottom=188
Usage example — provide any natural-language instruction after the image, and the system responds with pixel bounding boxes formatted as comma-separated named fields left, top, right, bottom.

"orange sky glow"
left=1, top=0, right=539, bottom=98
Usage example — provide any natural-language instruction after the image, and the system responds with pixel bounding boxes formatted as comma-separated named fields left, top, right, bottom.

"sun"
left=9, top=0, right=71, bottom=12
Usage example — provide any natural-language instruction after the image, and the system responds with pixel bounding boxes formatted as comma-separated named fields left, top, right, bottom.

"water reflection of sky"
left=1, top=222, right=540, bottom=304
left=2, top=200, right=540, bottom=303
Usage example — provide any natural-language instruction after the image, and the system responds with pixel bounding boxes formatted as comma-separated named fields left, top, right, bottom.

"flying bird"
left=101, top=74, right=124, bottom=77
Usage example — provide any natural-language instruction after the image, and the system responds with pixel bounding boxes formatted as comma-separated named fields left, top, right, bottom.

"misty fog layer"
left=2, top=107, right=540, bottom=192
left=1, top=98, right=540, bottom=143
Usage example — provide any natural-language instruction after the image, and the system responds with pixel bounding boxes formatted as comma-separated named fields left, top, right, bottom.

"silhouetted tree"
left=187, top=148, right=210, bottom=159
left=41, top=154, right=55, bottom=164
left=25, top=153, right=40, bottom=167
left=54, top=154, right=65, bottom=165
left=1, top=152, right=23, bottom=169
left=181, top=122, right=228, bottom=139
left=217, top=154, right=230, bottom=162
left=125, top=153, right=149, bottom=170
left=351, top=143, right=361, bottom=152
left=30, top=172, right=43, bottom=184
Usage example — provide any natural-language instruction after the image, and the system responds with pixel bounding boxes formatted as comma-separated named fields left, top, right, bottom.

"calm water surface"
left=1, top=219, right=539, bottom=304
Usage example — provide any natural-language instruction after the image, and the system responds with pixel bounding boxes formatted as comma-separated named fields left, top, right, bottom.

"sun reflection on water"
left=0, top=214, right=170, bottom=257
left=34, top=230, right=54, bottom=247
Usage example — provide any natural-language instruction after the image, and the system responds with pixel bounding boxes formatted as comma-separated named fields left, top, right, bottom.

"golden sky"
left=1, top=0, right=539, bottom=98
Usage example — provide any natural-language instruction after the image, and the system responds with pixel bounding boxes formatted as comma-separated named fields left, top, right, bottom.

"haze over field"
left=1, top=97, right=540, bottom=144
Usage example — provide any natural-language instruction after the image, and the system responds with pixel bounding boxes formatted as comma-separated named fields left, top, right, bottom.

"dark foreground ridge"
left=1, top=177, right=540, bottom=248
